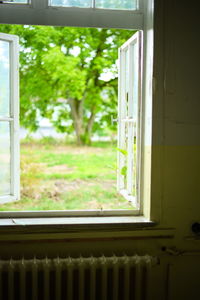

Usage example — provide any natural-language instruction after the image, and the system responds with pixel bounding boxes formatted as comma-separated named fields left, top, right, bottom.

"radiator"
left=0, top=255, right=158, bottom=300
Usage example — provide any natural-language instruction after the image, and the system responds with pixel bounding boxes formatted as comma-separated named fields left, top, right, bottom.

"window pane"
left=132, top=41, right=138, bottom=121
left=125, top=49, right=129, bottom=117
left=4, top=0, right=28, bottom=3
left=0, top=122, right=11, bottom=196
left=50, top=0, right=91, bottom=8
left=95, top=0, right=137, bottom=10
left=0, top=40, right=10, bottom=117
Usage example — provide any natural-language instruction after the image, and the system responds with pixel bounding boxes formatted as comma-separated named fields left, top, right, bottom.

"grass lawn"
left=0, top=139, right=133, bottom=211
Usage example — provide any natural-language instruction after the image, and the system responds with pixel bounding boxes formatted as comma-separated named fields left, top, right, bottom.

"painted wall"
left=152, top=0, right=200, bottom=241
left=0, top=0, right=200, bottom=298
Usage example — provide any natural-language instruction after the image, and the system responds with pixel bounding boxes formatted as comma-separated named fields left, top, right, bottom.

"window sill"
left=0, top=216, right=155, bottom=233
left=0, top=216, right=177, bottom=243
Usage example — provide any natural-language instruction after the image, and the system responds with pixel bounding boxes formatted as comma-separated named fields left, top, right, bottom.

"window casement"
left=0, top=33, right=20, bottom=204
left=0, top=0, right=154, bottom=221
left=0, top=0, right=144, bottom=29
left=0, top=0, right=139, bottom=10
left=49, top=0, right=138, bottom=10
left=0, top=0, right=28, bottom=3
left=117, top=31, right=142, bottom=210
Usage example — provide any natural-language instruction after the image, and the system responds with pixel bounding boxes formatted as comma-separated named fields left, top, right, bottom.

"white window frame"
left=117, top=31, right=142, bottom=211
left=49, top=0, right=140, bottom=10
left=1, top=0, right=142, bottom=10
left=0, top=33, right=20, bottom=204
left=0, top=0, right=144, bottom=29
left=0, top=0, right=154, bottom=220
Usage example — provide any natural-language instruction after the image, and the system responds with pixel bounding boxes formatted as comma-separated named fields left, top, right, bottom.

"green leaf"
left=116, top=147, right=127, bottom=156
left=121, top=166, right=127, bottom=176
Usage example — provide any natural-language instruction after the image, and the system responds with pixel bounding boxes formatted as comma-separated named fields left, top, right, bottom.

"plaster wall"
left=152, top=0, right=200, bottom=241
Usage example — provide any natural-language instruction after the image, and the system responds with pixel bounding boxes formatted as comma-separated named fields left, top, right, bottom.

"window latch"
left=111, top=115, right=118, bottom=126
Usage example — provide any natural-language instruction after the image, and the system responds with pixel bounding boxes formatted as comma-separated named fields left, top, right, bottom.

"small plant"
left=116, top=147, right=127, bottom=156
left=20, top=156, right=44, bottom=199
left=116, top=147, right=127, bottom=177
left=39, top=136, right=58, bottom=146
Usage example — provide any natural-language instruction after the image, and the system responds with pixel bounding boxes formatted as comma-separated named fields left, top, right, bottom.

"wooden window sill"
left=0, top=216, right=156, bottom=233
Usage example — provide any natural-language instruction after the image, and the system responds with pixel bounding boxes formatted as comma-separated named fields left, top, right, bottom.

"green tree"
left=0, top=25, right=133, bottom=144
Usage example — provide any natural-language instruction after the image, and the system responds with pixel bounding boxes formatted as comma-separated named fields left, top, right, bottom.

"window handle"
left=111, top=115, right=118, bottom=126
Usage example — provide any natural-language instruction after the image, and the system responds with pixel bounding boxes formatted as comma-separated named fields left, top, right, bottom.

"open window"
left=117, top=31, right=142, bottom=210
left=0, top=29, right=143, bottom=212
left=0, top=33, right=20, bottom=204
left=0, top=0, right=154, bottom=220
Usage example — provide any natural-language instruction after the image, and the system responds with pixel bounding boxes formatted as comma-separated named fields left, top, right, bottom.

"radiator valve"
left=191, top=222, right=200, bottom=236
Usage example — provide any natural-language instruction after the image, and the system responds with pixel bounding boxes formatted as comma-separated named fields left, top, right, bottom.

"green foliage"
left=0, top=24, right=134, bottom=144
left=116, top=147, right=127, bottom=156
left=116, top=147, right=127, bottom=177
left=20, top=156, right=43, bottom=199
left=121, top=166, right=127, bottom=176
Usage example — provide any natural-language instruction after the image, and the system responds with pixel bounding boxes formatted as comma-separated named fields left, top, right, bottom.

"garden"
left=0, top=24, right=134, bottom=211
left=0, top=138, right=132, bottom=211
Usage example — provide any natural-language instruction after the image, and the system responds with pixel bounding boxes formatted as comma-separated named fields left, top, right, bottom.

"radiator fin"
left=0, top=255, right=158, bottom=300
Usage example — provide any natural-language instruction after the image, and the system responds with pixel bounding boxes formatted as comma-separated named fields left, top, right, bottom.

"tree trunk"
left=68, top=98, right=85, bottom=145
left=66, top=31, right=108, bottom=145
left=84, top=111, right=96, bottom=145
left=68, top=98, right=96, bottom=146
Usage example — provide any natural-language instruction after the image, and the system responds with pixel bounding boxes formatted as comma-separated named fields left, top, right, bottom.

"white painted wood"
left=117, top=48, right=126, bottom=192
left=127, top=44, right=134, bottom=196
left=0, top=117, right=13, bottom=121
left=121, top=118, right=135, bottom=123
left=135, top=31, right=143, bottom=209
left=32, top=0, right=48, bottom=9
left=0, top=0, right=145, bottom=11
left=0, top=33, right=20, bottom=203
left=0, top=209, right=141, bottom=218
left=0, top=2, right=144, bottom=29
left=0, top=32, right=19, bottom=42
left=119, top=189, right=136, bottom=205
left=10, top=34, right=20, bottom=201
left=0, top=0, right=154, bottom=220
left=92, top=0, right=95, bottom=9
left=139, top=0, right=154, bottom=217
left=118, top=45, right=127, bottom=194
left=0, top=195, right=18, bottom=204
left=0, top=216, right=153, bottom=227
left=117, top=31, right=142, bottom=209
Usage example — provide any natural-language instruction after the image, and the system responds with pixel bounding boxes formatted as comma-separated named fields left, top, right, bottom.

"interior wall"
left=152, top=0, right=200, bottom=243
left=0, top=0, right=200, bottom=298
left=151, top=0, right=200, bottom=297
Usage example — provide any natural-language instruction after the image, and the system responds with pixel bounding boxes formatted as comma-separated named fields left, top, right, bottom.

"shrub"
left=20, top=156, right=44, bottom=199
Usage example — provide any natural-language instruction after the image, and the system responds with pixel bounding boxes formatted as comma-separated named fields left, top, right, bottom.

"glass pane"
left=0, top=122, right=11, bottom=196
left=132, top=40, right=139, bottom=195
left=4, top=0, right=28, bottom=3
left=125, top=49, right=129, bottom=117
left=50, top=0, right=91, bottom=8
left=95, top=0, right=137, bottom=10
left=132, top=41, right=138, bottom=121
left=133, top=125, right=136, bottom=194
left=0, top=40, right=10, bottom=117
left=124, top=121, right=128, bottom=187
